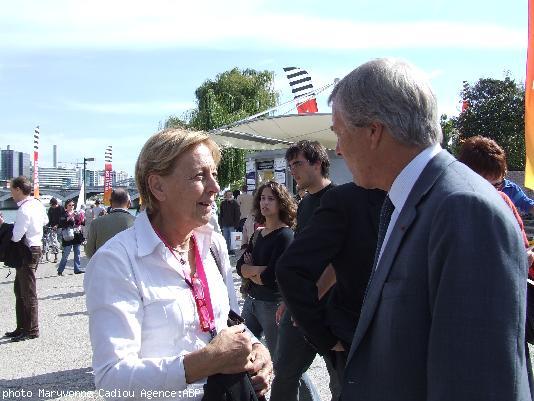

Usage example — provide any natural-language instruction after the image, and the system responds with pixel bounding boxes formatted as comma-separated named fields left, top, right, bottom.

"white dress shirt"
left=84, top=212, right=241, bottom=401
left=12, top=197, right=48, bottom=247
left=377, top=144, right=442, bottom=266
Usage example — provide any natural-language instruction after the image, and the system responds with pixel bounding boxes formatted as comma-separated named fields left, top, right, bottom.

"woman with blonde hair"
left=84, top=128, right=272, bottom=400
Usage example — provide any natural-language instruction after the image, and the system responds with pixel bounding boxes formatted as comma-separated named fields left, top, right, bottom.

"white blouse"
left=84, top=212, right=241, bottom=400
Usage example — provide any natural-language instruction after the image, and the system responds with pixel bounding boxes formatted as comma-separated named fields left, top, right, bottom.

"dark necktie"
left=363, top=195, right=395, bottom=304
left=373, top=195, right=395, bottom=270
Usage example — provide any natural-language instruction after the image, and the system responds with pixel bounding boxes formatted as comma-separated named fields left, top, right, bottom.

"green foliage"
left=440, top=114, right=461, bottom=156
left=164, top=115, right=188, bottom=129
left=456, top=75, right=525, bottom=170
left=164, top=68, right=278, bottom=189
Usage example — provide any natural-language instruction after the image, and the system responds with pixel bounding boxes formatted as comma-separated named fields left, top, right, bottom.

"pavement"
left=0, top=250, right=332, bottom=401
left=3, top=250, right=532, bottom=401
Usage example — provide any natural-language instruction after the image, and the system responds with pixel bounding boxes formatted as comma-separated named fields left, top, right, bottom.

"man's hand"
left=331, top=341, right=345, bottom=352
left=244, top=251, right=253, bottom=265
left=248, top=343, right=273, bottom=397
left=0, top=213, right=4, bottom=225
left=275, top=302, right=286, bottom=325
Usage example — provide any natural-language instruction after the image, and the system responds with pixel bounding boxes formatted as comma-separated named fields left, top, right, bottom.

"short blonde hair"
left=135, top=128, right=221, bottom=214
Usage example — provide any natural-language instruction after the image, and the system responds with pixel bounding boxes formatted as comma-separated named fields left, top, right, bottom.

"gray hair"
left=328, top=58, right=442, bottom=147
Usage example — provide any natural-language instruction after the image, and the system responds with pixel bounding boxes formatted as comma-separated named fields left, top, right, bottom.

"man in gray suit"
left=85, top=188, right=135, bottom=259
left=329, top=58, right=532, bottom=400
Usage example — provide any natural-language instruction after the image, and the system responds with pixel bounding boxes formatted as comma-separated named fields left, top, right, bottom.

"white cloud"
left=0, top=1, right=524, bottom=50
left=65, top=100, right=195, bottom=115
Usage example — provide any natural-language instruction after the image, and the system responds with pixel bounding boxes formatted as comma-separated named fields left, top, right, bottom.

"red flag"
left=283, top=67, right=319, bottom=114
left=297, top=98, right=319, bottom=114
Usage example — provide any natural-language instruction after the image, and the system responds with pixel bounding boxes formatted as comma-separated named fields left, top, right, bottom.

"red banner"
left=526, top=0, right=534, bottom=189
left=103, top=163, right=112, bottom=206
left=296, top=98, right=319, bottom=114
left=33, top=151, right=39, bottom=198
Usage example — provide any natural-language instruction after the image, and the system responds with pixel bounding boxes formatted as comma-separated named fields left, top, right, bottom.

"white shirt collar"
left=16, top=196, right=32, bottom=207
left=388, top=143, right=442, bottom=213
left=134, top=211, right=214, bottom=259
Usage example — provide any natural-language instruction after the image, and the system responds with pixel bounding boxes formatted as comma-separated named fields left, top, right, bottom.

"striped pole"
left=283, top=67, right=319, bottom=114
left=33, top=126, right=40, bottom=198
left=103, top=146, right=113, bottom=206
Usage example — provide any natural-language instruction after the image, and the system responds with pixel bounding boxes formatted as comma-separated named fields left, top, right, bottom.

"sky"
left=0, top=0, right=527, bottom=176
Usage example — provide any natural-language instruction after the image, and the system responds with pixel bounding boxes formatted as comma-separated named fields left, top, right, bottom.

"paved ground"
left=3, top=250, right=532, bottom=401
left=0, top=251, right=332, bottom=401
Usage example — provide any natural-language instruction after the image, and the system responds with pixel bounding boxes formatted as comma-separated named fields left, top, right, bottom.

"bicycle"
left=40, top=226, right=60, bottom=263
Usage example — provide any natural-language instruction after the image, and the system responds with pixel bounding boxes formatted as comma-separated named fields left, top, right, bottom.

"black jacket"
left=218, top=200, right=241, bottom=228
left=0, top=223, right=32, bottom=268
left=276, top=183, right=385, bottom=352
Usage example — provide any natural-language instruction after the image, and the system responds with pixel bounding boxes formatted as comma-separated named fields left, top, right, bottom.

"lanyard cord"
left=151, top=223, right=216, bottom=337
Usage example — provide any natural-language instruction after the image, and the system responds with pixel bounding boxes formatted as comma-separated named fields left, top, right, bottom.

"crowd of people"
left=2, top=57, right=534, bottom=400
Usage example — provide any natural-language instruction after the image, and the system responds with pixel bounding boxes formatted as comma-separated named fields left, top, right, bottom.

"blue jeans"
left=58, top=244, right=82, bottom=273
left=222, top=226, right=234, bottom=252
left=270, top=310, right=323, bottom=401
left=242, top=296, right=279, bottom=356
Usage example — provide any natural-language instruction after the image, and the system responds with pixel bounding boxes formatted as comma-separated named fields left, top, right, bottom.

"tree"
left=456, top=75, right=525, bottom=170
left=440, top=113, right=460, bottom=155
left=165, top=68, right=278, bottom=188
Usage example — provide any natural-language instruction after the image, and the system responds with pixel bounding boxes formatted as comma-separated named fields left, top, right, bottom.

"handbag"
left=202, top=310, right=264, bottom=401
left=61, top=227, right=74, bottom=242
left=205, top=245, right=266, bottom=401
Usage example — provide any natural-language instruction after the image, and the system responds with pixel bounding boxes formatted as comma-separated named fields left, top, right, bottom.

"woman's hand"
left=241, top=264, right=267, bottom=279
left=184, top=325, right=253, bottom=383
left=248, top=343, right=273, bottom=397
left=249, top=266, right=267, bottom=285
left=207, top=324, right=253, bottom=374
left=244, top=251, right=253, bottom=265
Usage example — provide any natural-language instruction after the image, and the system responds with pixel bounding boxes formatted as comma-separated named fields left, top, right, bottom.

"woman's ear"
left=147, top=174, right=166, bottom=203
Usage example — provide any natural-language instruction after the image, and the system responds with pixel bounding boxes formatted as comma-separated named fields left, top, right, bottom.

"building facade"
left=0, top=146, right=31, bottom=181
left=39, top=167, right=80, bottom=188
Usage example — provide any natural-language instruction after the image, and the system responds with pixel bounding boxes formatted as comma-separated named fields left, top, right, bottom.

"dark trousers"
left=327, top=349, right=348, bottom=385
left=271, top=310, right=337, bottom=401
left=14, top=246, right=40, bottom=336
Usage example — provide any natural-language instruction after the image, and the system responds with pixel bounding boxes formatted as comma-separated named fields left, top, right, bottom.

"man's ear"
left=147, top=174, right=166, bottom=203
left=368, top=122, right=385, bottom=150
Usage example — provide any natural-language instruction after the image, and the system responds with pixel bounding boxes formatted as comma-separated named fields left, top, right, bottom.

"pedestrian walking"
left=0, top=176, right=48, bottom=342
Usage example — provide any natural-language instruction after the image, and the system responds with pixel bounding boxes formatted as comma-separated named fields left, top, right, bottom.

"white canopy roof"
left=210, top=113, right=335, bottom=151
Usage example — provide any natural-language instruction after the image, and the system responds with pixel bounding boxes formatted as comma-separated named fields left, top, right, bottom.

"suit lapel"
left=347, top=150, right=455, bottom=361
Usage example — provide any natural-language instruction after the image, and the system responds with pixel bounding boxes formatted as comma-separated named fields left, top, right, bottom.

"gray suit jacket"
left=85, top=210, right=135, bottom=259
left=342, top=151, right=532, bottom=401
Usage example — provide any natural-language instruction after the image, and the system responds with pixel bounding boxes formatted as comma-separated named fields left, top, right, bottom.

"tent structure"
left=210, top=113, right=335, bottom=151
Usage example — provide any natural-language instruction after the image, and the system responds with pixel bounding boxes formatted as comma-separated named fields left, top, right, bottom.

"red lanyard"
left=151, top=224, right=216, bottom=337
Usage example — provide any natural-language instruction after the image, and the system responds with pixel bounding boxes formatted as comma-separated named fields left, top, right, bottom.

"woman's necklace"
left=172, top=242, right=193, bottom=265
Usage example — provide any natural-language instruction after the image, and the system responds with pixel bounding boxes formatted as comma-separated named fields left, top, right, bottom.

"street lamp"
left=83, top=157, right=95, bottom=203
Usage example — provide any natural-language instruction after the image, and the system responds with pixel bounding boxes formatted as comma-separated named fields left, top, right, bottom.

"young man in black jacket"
left=270, top=141, right=337, bottom=401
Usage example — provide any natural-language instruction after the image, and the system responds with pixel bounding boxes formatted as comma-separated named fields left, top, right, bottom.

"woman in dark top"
left=236, top=181, right=296, bottom=355
left=57, top=199, right=85, bottom=275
